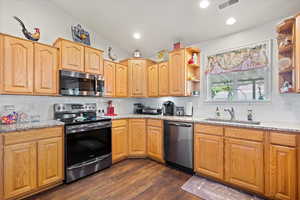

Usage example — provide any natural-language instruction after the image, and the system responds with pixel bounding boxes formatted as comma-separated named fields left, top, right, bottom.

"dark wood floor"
left=26, top=159, right=201, bottom=200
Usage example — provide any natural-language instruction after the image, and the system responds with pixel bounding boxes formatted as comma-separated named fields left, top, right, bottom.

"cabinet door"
left=112, top=126, right=128, bottom=163
left=85, top=47, right=103, bottom=75
left=147, top=64, right=159, bottom=97
left=225, top=138, right=264, bottom=193
left=115, top=64, right=128, bottom=97
left=270, top=145, right=296, bottom=200
left=147, top=126, right=163, bottom=162
left=128, top=119, right=146, bottom=156
left=61, top=40, right=84, bottom=72
left=158, top=62, right=169, bottom=96
left=4, top=142, right=37, bottom=199
left=38, top=137, right=63, bottom=187
left=3, top=36, right=33, bottom=94
left=34, top=43, right=58, bottom=95
left=129, top=60, right=147, bottom=97
left=194, top=134, right=224, bottom=180
left=104, top=60, right=116, bottom=97
left=169, top=49, right=185, bottom=96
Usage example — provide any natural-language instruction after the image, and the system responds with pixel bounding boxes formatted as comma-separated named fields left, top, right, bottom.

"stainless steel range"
left=54, top=103, right=112, bottom=183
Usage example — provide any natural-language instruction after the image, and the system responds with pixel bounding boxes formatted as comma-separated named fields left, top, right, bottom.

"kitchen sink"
left=205, top=118, right=261, bottom=125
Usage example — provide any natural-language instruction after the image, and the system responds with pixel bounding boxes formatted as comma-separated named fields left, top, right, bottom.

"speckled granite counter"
left=106, top=114, right=300, bottom=133
left=0, top=120, right=64, bottom=133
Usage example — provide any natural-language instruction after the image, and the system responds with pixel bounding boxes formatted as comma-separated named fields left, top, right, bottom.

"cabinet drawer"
left=225, top=127, right=264, bottom=142
left=270, top=132, right=297, bottom=147
left=195, top=124, right=223, bottom=136
left=147, top=119, right=163, bottom=127
left=4, top=126, right=63, bottom=145
left=112, top=119, right=127, bottom=128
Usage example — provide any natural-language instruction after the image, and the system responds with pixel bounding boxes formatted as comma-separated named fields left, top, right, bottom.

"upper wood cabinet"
left=54, top=39, right=84, bottom=72
left=37, top=137, right=63, bottom=187
left=296, top=14, right=300, bottom=92
left=128, top=59, right=148, bottom=97
left=120, top=59, right=155, bottom=97
left=104, top=60, right=116, bottom=97
left=158, top=62, right=169, bottom=96
left=128, top=119, right=146, bottom=157
left=1, top=35, right=34, bottom=94
left=112, top=120, right=128, bottom=163
left=147, top=64, right=159, bottom=97
left=169, top=49, right=186, bottom=96
left=34, top=43, right=58, bottom=95
left=225, top=138, right=264, bottom=193
left=115, top=64, right=128, bottom=97
left=270, top=144, right=297, bottom=200
left=4, top=142, right=37, bottom=199
left=85, top=47, right=103, bottom=75
left=194, top=133, right=224, bottom=180
left=147, top=120, right=163, bottom=162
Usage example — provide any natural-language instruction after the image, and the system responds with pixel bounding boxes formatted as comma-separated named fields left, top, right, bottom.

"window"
left=205, top=41, right=272, bottom=102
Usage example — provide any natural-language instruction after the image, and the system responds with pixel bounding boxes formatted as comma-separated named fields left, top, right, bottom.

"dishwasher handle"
left=167, top=122, right=192, bottom=127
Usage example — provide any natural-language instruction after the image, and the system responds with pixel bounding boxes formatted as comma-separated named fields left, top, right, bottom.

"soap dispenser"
left=215, top=106, right=221, bottom=119
left=247, top=103, right=253, bottom=121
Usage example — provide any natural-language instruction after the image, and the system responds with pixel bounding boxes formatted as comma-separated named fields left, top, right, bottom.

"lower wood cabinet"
left=225, top=138, right=264, bottom=193
left=128, top=119, right=146, bottom=157
left=270, top=145, right=297, bottom=200
left=4, top=142, right=37, bottom=199
left=194, top=133, right=224, bottom=180
left=38, top=137, right=63, bottom=187
left=147, top=120, right=164, bottom=162
left=112, top=120, right=128, bottom=163
left=1, top=126, right=64, bottom=200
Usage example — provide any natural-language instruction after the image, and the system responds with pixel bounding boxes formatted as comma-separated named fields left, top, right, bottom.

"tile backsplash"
left=0, top=95, right=137, bottom=121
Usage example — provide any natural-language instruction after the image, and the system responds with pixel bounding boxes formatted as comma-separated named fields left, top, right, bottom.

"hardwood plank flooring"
left=26, top=159, right=201, bottom=200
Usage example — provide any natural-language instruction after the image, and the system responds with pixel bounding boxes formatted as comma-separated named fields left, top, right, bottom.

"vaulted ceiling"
left=50, top=0, right=300, bottom=57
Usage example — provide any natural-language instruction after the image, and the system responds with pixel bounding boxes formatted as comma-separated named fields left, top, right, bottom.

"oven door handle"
left=67, top=154, right=111, bottom=170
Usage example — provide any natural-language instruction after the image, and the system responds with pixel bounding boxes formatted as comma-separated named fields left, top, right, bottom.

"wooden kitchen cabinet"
left=34, top=43, right=58, bottom=95
left=84, top=47, right=103, bottom=75
left=158, top=62, right=169, bottom=96
left=1, top=126, right=64, bottom=200
left=112, top=120, right=128, bottom=163
left=169, top=49, right=185, bottom=96
left=128, top=59, right=148, bottom=97
left=4, top=142, right=37, bottom=199
left=115, top=64, right=128, bottom=97
left=147, top=120, right=163, bottom=162
left=147, top=64, right=159, bottom=97
left=54, top=38, right=84, bottom=72
left=104, top=60, right=116, bottom=97
left=270, top=144, right=297, bottom=200
left=38, top=137, right=63, bottom=187
left=194, top=133, right=224, bottom=180
left=128, top=119, right=146, bottom=157
left=1, top=35, right=34, bottom=94
left=225, top=138, right=264, bottom=193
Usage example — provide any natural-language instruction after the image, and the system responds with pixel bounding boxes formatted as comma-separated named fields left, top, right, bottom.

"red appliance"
left=105, top=100, right=117, bottom=116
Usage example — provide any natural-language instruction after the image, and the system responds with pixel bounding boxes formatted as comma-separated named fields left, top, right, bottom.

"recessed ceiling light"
left=226, top=17, right=237, bottom=25
left=199, top=0, right=210, bottom=8
left=133, top=32, right=141, bottom=40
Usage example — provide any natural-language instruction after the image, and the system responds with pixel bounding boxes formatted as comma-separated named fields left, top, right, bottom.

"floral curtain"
left=205, top=43, right=269, bottom=75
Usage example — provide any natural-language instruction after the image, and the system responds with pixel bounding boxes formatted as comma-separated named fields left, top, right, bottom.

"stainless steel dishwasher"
left=164, top=121, right=193, bottom=171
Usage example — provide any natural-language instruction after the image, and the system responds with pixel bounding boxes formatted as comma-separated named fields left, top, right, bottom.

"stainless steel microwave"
left=59, top=70, right=104, bottom=97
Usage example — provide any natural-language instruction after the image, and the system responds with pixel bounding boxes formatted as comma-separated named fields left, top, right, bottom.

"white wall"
left=139, top=19, right=300, bottom=123
left=0, top=0, right=129, bottom=60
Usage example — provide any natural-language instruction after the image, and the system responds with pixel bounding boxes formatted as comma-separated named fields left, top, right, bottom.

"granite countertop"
left=0, top=120, right=64, bottom=133
left=107, top=114, right=300, bottom=133
left=1, top=114, right=299, bottom=134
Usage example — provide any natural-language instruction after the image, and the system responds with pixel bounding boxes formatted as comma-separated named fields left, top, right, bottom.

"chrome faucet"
left=224, top=107, right=235, bottom=120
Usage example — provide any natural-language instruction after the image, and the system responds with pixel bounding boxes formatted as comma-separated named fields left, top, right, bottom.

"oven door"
left=60, top=70, right=97, bottom=96
left=66, top=125, right=112, bottom=167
